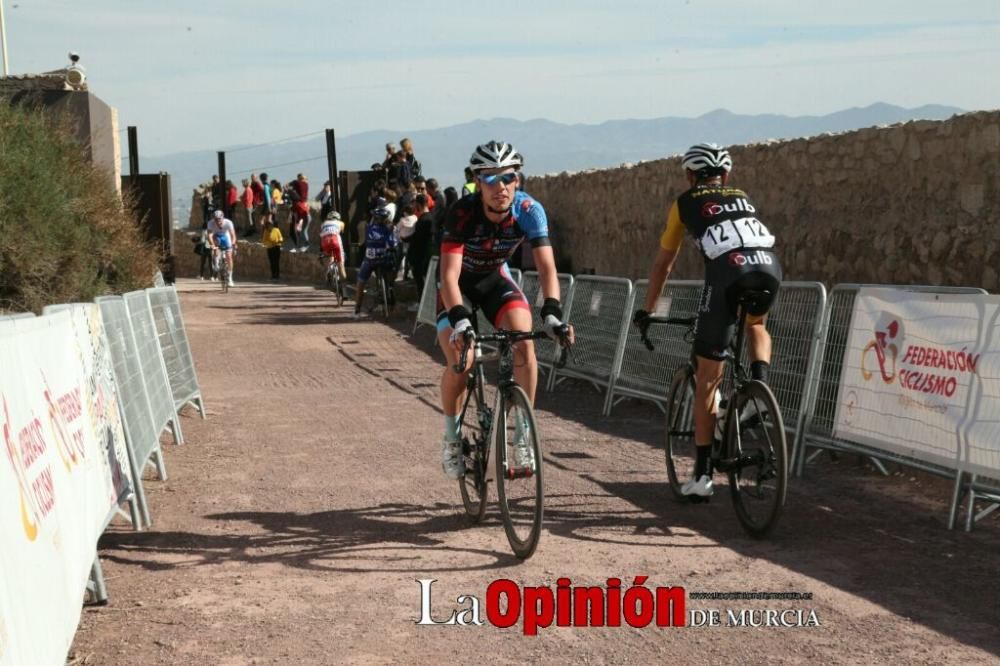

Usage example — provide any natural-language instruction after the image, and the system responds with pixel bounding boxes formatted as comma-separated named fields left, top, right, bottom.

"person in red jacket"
left=292, top=173, right=311, bottom=251
left=240, top=179, right=255, bottom=236
left=225, top=180, right=238, bottom=220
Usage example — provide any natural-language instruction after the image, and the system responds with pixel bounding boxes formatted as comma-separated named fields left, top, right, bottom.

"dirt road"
left=70, top=279, right=1000, bottom=665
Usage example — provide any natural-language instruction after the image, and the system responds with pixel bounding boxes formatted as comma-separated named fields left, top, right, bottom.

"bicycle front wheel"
left=664, top=367, right=697, bottom=501
left=726, top=380, right=788, bottom=538
left=495, top=385, right=543, bottom=559
left=458, top=380, right=491, bottom=522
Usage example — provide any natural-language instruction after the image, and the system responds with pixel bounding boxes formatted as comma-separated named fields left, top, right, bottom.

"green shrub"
left=0, top=102, right=158, bottom=313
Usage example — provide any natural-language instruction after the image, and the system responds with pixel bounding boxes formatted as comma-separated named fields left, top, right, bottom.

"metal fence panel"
left=549, top=275, right=634, bottom=413
left=95, top=295, right=165, bottom=526
left=800, top=284, right=987, bottom=475
left=43, top=303, right=145, bottom=532
left=147, top=287, right=206, bottom=418
left=521, top=271, right=575, bottom=372
left=610, top=279, right=703, bottom=413
left=413, top=256, right=440, bottom=333
left=124, top=291, right=183, bottom=446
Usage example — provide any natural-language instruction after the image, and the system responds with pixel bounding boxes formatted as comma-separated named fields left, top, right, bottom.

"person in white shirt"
left=319, top=211, right=346, bottom=279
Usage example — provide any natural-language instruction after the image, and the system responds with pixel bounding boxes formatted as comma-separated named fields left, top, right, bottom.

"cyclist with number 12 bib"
left=436, top=141, right=573, bottom=480
left=633, top=143, right=783, bottom=500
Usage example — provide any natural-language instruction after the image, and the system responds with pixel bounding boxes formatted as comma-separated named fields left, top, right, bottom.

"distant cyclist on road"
left=436, top=141, right=573, bottom=479
left=353, top=198, right=397, bottom=319
left=320, top=211, right=347, bottom=281
left=633, top=143, right=783, bottom=500
left=207, top=209, right=237, bottom=287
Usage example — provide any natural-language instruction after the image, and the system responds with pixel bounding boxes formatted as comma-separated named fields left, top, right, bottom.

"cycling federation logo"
left=861, top=314, right=903, bottom=383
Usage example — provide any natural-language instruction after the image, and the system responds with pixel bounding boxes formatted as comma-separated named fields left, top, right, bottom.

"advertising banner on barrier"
left=0, top=311, right=133, bottom=665
left=833, top=288, right=1000, bottom=478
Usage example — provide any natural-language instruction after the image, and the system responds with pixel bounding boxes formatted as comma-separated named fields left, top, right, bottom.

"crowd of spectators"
left=196, top=136, right=489, bottom=300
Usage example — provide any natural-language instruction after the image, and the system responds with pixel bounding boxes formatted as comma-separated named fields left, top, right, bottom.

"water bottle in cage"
left=713, top=389, right=728, bottom=442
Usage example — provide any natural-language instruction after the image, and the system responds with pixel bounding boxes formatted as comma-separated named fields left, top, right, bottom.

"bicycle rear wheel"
left=726, top=380, right=787, bottom=538
left=328, top=268, right=344, bottom=306
left=664, top=367, right=697, bottom=501
left=458, top=379, right=492, bottom=522
left=495, top=385, right=543, bottom=559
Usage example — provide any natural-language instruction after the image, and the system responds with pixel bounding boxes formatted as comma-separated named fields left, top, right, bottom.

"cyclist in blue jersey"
left=436, top=141, right=573, bottom=479
left=207, top=209, right=237, bottom=287
left=353, top=198, right=398, bottom=319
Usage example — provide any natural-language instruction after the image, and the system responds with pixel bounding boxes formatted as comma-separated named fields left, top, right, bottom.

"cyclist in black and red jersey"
left=634, top=143, right=783, bottom=499
left=436, top=140, right=573, bottom=479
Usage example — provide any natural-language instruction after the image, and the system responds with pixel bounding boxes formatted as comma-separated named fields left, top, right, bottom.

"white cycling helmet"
left=681, top=143, right=733, bottom=174
left=213, top=209, right=224, bottom=219
left=469, top=140, right=523, bottom=172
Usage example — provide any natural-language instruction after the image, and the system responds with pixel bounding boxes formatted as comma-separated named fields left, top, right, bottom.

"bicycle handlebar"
left=452, top=326, right=572, bottom=373
left=640, top=316, right=697, bottom=351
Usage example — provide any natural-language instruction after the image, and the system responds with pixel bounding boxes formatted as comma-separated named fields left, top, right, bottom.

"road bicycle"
left=363, top=263, right=395, bottom=320
left=454, top=312, right=569, bottom=559
left=212, top=248, right=231, bottom=294
left=641, top=289, right=787, bottom=538
left=322, top=256, right=345, bottom=307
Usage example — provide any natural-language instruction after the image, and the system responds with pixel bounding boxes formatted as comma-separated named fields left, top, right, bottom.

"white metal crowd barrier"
left=413, top=256, right=440, bottom=334
left=124, top=290, right=184, bottom=446
left=521, top=271, right=576, bottom=376
left=147, top=287, right=206, bottom=419
left=95, top=295, right=167, bottom=528
left=547, top=275, right=634, bottom=414
left=608, top=279, right=703, bottom=413
left=795, top=283, right=990, bottom=529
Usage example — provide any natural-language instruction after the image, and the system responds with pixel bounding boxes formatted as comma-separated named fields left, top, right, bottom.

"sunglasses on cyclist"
left=479, top=172, right=519, bottom=186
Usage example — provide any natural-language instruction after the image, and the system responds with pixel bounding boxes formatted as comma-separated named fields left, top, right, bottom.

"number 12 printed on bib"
left=698, top=217, right=775, bottom=260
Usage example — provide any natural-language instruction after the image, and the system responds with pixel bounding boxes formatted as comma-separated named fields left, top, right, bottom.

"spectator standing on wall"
left=293, top=173, right=312, bottom=252
left=388, top=151, right=411, bottom=191
left=382, top=143, right=397, bottom=171
left=260, top=172, right=273, bottom=215
left=211, top=174, right=224, bottom=212
left=240, top=178, right=255, bottom=236
left=225, top=180, right=238, bottom=220
left=400, top=137, right=422, bottom=180
left=250, top=173, right=265, bottom=225
left=261, top=211, right=284, bottom=281
left=317, top=180, right=334, bottom=221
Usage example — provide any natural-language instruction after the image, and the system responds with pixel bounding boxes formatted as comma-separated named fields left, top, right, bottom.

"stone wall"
left=525, top=111, right=1000, bottom=290
left=172, top=229, right=329, bottom=284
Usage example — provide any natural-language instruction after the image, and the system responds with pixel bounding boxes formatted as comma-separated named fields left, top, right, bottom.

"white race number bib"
left=698, top=217, right=775, bottom=260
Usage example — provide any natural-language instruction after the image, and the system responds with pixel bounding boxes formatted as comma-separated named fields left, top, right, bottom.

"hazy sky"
left=4, top=0, right=999, bottom=156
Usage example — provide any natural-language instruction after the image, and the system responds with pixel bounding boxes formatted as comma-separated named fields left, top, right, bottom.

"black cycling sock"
left=695, top=445, right=712, bottom=479
left=751, top=360, right=770, bottom=383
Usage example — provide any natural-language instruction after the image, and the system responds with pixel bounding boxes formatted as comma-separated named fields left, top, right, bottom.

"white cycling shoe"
left=681, top=474, right=714, bottom=499
left=441, top=436, right=463, bottom=480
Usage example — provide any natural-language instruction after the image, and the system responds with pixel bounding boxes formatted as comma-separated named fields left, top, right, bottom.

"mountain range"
left=154, top=102, right=963, bottom=219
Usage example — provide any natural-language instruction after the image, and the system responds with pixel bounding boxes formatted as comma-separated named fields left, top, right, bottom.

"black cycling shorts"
left=693, top=250, right=783, bottom=361
left=435, top=265, right=529, bottom=332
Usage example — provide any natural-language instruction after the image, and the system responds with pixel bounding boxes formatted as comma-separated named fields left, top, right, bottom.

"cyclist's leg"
left=354, top=259, right=373, bottom=315
left=732, top=266, right=781, bottom=382
left=486, top=266, right=536, bottom=399
left=436, top=309, right=474, bottom=478
left=687, top=278, right=738, bottom=492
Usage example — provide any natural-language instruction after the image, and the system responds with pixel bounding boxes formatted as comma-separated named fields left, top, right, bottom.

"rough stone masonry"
left=526, top=111, right=1000, bottom=290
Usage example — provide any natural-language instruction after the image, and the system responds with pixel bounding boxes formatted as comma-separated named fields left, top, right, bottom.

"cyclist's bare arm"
left=643, top=247, right=678, bottom=313
left=439, top=249, right=464, bottom=314
left=532, top=245, right=560, bottom=304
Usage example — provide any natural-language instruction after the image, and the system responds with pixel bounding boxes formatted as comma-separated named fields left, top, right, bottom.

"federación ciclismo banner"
left=0, top=307, right=133, bottom=665
left=833, top=288, right=1000, bottom=479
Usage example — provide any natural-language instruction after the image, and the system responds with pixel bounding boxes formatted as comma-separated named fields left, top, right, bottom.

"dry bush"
left=0, top=102, right=159, bottom=313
